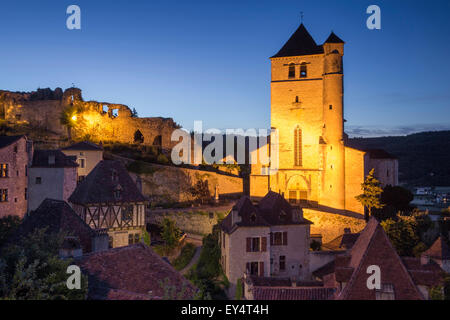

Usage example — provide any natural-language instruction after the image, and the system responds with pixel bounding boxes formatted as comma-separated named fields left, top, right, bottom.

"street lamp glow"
left=71, top=115, right=77, bottom=121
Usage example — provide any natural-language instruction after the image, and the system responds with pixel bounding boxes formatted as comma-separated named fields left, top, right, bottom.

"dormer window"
left=114, top=184, right=122, bottom=200
left=288, top=63, right=295, bottom=79
left=279, top=210, right=287, bottom=222
left=250, top=213, right=257, bottom=222
left=112, top=169, right=118, bottom=182
left=300, top=63, right=307, bottom=78
left=48, top=155, right=56, bottom=165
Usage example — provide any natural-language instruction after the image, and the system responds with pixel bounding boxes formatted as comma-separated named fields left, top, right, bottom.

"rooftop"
left=62, top=141, right=103, bottom=151
left=78, top=243, right=196, bottom=300
left=271, top=23, right=324, bottom=58
left=31, top=149, right=78, bottom=168
left=0, top=135, right=25, bottom=149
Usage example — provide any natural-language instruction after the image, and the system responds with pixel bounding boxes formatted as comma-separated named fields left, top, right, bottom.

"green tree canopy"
left=356, top=169, right=385, bottom=221
left=0, top=228, right=88, bottom=300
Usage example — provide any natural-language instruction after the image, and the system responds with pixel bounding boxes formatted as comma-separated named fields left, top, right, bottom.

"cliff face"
left=0, top=87, right=180, bottom=149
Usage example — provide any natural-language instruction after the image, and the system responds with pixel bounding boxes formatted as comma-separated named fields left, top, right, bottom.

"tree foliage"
left=160, top=218, right=181, bottom=251
left=0, top=228, right=88, bottom=300
left=189, top=180, right=211, bottom=205
left=381, top=216, right=420, bottom=257
left=0, top=215, right=21, bottom=248
left=356, top=169, right=385, bottom=221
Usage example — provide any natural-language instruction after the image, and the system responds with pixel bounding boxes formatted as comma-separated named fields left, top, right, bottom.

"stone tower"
left=251, top=23, right=348, bottom=211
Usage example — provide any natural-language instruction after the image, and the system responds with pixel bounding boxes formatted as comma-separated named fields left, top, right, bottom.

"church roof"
left=272, top=23, right=324, bottom=58
left=324, top=32, right=345, bottom=44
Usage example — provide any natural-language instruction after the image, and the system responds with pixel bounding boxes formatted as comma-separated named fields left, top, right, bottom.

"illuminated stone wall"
left=0, top=88, right=179, bottom=149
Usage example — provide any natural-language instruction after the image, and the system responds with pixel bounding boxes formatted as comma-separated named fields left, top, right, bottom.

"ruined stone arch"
left=152, top=135, right=162, bottom=148
left=134, top=130, right=144, bottom=144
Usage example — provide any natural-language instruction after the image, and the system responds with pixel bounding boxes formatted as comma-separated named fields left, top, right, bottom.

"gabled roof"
left=69, top=160, right=147, bottom=205
left=423, top=237, right=450, bottom=260
left=402, top=257, right=445, bottom=288
left=62, top=141, right=103, bottom=151
left=322, top=233, right=360, bottom=251
left=31, top=149, right=78, bottom=168
left=6, top=199, right=94, bottom=252
left=272, top=23, right=324, bottom=58
left=78, top=243, right=196, bottom=300
left=0, top=135, right=25, bottom=149
left=365, top=149, right=398, bottom=159
left=324, top=32, right=344, bottom=44
left=220, top=191, right=312, bottom=234
left=336, top=218, right=423, bottom=300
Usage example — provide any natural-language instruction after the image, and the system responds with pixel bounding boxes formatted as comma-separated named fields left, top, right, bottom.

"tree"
left=381, top=185, right=414, bottom=212
left=189, top=180, right=211, bottom=205
left=381, top=216, right=420, bottom=256
left=356, top=169, right=385, bottom=221
left=0, top=215, right=21, bottom=248
left=160, top=218, right=181, bottom=252
left=0, top=228, right=88, bottom=300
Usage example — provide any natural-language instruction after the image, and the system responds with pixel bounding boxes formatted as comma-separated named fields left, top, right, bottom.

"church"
left=250, top=23, right=398, bottom=216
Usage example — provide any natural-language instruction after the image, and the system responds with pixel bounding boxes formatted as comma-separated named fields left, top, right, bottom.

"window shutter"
left=246, top=238, right=251, bottom=252
left=261, top=237, right=267, bottom=252
left=259, top=262, right=265, bottom=277
left=283, top=232, right=288, bottom=245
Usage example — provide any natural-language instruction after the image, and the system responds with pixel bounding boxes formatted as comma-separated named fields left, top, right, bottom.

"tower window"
left=329, top=105, right=333, bottom=110
left=294, top=126, right=302, bottom=166
left=300, top=63, right=307, bottom=78
left=288, top=63, right=295, bottom=79
left=295, top=96, right=299, bottom=103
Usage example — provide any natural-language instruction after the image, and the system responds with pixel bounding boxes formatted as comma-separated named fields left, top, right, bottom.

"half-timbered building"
left=69, top=160, right=147, bottom=248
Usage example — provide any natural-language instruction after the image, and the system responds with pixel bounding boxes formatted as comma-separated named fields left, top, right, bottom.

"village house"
left=219, top=191, right=312, bottom=294
left=69, top=160, right=147, bottom=248
left=313, top=218, right=445, bottom=300
left=0, top=135, right=33, bottom=218
left=61, top=141, right=104, bottom=183
left=28, top=149, right=78, bottom=213
left=77, top=243, right=196, bottom=300
left=421, top=236, right=450, bottom=273
left=6, top=198, right=109, bottom=256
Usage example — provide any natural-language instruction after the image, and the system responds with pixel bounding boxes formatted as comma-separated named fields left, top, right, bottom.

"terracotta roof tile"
left=424, top=237, right=450, bottom=260
left=78, top=243, right=196, bottom=300
left=252, top=287, right=335, bottom=300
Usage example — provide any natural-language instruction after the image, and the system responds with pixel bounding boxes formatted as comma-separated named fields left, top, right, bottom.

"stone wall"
left=146, top=205, right=233, bottom=236
left=0, top=88, right=179, bottom=149
left=303, top=208, right=366, bottom=243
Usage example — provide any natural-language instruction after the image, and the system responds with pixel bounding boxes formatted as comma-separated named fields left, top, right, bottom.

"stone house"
left=219, top=191, right=312, bottom=293
left=69, top=160, right=147, bottom=248
left=61, top=141, right=104, bottom=183
left=0, top=135, right=33, bottom=218
left=28, top=150, right=78, bottom=212
left=314, top=218, right=445, bottom=300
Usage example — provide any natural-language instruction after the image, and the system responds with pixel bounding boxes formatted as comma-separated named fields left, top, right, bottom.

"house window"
left=300, top=63, right=307, bottom=78
left=25, top=188, right=27, bottom=200
left=108, top=236, right=114, bottom=248
left=112, top=170, right=118, bottom=182
left=246, top=262, right=259, bottom=276
left=122, top=206, right=134, bottom=221
left=288, top=63, right=295, bottom=78
left=13, top=146, right=18, bottom=153
left=294, top=126, right=302, bottom=166
left=0, top=164, right=8, bottom=178
left=279, top=256, right=286, bottom=271
left=249, top=237, right=260, bottom=252
left=0, top=189, right=8, bottom=202
left=114, top=188, right=122, bottom=200
left=134, top=233, right=140, bottom=244
left=36, top=177, right=42, bottom=184
left=78, top=158, right=86, bottom=168
left=289, top=190, right=297, bottom=204
left=272, top=232, right=288, bottom=246
left=376, top=284, right=395, bottom=300
left=25, top=165, right=28, bottom=177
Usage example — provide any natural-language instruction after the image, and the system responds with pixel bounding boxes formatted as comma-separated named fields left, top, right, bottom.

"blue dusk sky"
left=0, top=0, right=449, bottom=137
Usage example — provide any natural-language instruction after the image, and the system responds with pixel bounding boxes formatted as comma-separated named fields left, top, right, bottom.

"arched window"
left=288, top=63, right=295, bottom=79
left=294, top=126, right=302, bottom=166
left=300, top=63, right=307, bottom=78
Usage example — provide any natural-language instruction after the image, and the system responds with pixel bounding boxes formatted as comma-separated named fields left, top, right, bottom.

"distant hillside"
left=347, top=131, right=450, bottom=187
